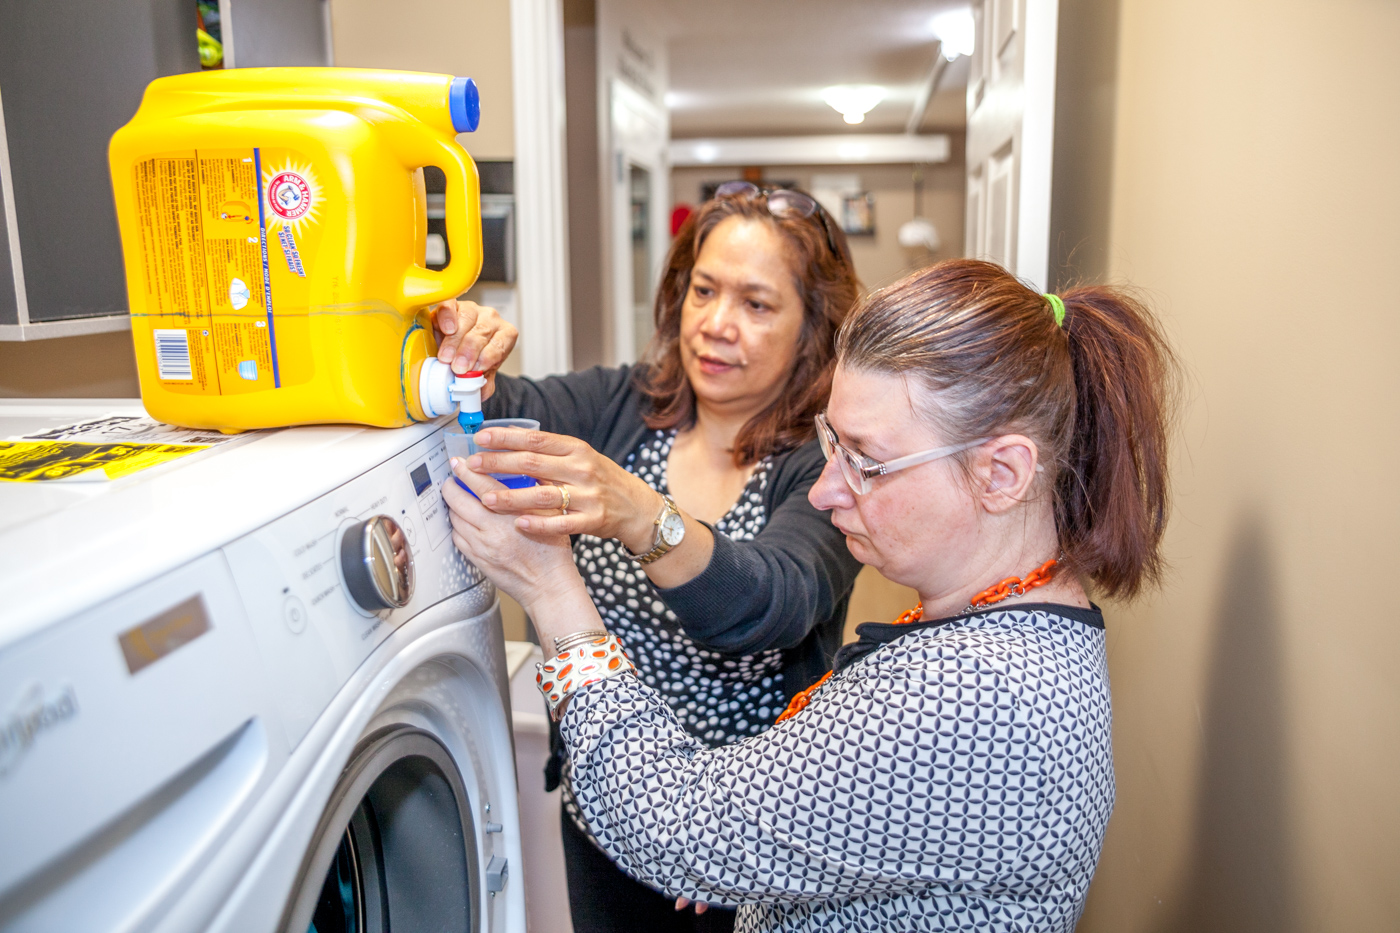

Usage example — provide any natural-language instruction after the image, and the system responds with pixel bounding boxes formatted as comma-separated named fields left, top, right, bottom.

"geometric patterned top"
left=561, top=604, right=1114, bottom=932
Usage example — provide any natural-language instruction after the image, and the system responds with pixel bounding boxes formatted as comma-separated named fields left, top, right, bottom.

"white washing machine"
left=0, top=399, right=525, bottom=933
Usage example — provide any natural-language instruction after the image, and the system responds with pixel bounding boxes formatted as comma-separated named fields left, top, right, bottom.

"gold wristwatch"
left=626, top=494, right=685, bottom=564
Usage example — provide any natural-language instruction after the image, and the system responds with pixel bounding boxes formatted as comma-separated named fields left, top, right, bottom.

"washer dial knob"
left=340, top=515, right=414, bottom=611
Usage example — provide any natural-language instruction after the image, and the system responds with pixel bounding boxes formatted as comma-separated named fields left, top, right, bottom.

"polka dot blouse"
left=572, top=429, right=785, bottom=745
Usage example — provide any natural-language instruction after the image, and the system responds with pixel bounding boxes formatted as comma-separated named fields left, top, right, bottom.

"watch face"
left=660, top=511, right=686, bottom=546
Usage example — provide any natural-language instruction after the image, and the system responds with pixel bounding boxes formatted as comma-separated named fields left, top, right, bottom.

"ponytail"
left=836, top=260, right=1179, bottom=599
left=1057, top=286, right=1178, bottom=598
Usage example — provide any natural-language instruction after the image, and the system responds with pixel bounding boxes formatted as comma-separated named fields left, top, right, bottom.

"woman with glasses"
left=434, top=182, right=864, bottom=932
left=443, top=259, right=1179, bottom=932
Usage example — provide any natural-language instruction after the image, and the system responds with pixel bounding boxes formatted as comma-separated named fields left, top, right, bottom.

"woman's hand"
left=674, top=897, right=709, bottom=915
left=431, top=299, right=518, bottom=399
left=464, top=426, right=664, bottom=553
left=442, top=457, right=586, bottom=618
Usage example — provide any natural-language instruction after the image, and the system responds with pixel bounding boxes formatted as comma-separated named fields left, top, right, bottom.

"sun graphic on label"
left=262, top=159, right=320, bottom=234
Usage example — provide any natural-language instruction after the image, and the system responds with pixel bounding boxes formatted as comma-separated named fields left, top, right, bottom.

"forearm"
left=638, top=445, right=862, bottom=655
left=562, top=663, right=1031, bottom=904
left=656, top=515, right=860, bottom=655
left=615, top=498, right=716, bottom=590
left=524, top=576, right=607, bottom=655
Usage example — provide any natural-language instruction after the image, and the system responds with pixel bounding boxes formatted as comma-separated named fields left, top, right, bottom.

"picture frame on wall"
left=841, top=193, right=876, bottom=236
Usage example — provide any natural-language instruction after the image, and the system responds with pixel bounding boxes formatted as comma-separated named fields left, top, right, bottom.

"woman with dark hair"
left=443, top=259, right=1180, bottom=932
left=434, top=184, right=865, bottom=932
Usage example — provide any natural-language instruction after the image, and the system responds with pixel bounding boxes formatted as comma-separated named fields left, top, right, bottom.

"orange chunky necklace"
left=963, top=557, right=1059, bottom=614
left=774, top=557, right=1059, bottom=724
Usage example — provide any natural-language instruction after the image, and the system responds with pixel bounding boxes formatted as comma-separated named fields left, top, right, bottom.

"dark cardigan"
left=485, top=364, right=863, bottom=702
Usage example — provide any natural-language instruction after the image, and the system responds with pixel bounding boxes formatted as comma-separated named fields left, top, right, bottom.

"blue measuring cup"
left=444, top=418, right=540, bottom=497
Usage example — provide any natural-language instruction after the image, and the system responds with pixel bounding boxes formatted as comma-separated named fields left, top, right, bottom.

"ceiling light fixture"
left=930, top=7, right=976, bottom=60
left=821, top=85, right=885, bottom=125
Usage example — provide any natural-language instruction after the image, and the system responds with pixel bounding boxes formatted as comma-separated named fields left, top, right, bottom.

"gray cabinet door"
left=0, top=0, right=200, bottom=325
left=0, top=0, right=329, bottom=332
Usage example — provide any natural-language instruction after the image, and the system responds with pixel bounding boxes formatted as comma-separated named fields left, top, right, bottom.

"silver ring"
left=559, top=486, right=570, bottom=514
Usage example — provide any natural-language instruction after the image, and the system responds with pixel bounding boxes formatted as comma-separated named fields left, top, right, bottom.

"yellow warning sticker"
left=0, top=441, right=208, bottom=482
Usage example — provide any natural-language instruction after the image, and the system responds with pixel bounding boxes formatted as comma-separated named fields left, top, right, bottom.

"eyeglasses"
left=815, top=411, right=989, bottom=495
left=713, top=180, right=842, bottom=258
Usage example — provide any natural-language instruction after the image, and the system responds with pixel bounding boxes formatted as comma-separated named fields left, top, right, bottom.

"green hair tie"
left=1044, top=293, right=1066, bottom=328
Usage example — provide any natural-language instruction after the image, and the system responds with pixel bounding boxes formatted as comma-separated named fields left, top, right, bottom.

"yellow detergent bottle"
left=108, top=67, right=484, bottom=431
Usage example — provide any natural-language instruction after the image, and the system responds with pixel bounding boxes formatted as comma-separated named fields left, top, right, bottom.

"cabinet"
left=0, top=0, right=329, bottom=340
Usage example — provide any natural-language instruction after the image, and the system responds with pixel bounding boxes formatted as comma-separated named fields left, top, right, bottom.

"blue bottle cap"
left=449, top=77, right=480, bottom=133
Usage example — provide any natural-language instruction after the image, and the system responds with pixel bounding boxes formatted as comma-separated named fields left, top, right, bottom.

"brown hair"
left=835, top=259, right=1179, bottom=599
left=635, top=192, right=861, bottom=465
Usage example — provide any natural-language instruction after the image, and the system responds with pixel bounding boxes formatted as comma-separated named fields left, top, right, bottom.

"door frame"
left=607, top=78, right=668, bottom=365
left=965, top=0, right=1060, bottom=291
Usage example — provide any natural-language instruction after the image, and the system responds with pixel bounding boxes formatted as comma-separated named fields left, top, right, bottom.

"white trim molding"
left=670, top=134, right=952, bottom=168
left=0, top=315, right=131, bottom=342
left=510, top=0, right=572, bottom=377
left=217, top=0, right=237, bottom=68
left=0, top=82, right=32, bottom=334
left=1015, top=0, right=1060, bottom=291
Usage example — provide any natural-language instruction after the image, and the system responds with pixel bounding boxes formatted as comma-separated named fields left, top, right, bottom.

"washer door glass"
left=291, top=729, right=479, bottom=933
left=309, top=813, right=374, bottom=933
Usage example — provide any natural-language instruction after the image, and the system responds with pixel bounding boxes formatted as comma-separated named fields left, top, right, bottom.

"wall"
left=1075, top=1, right=1400, bottom=930
left=0, top=331, right=140, bottom=398
left=329, top=0, right=514, bottom=160
left=671, top=157, right=965, bottom=293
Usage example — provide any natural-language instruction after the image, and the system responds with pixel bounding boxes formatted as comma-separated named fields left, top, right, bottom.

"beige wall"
left=671, top=159, right=965, bottom=294
left=0, top=330, right=140, bottom=398
left=330, top=0, right=515, bottom=160
left=1077, top=1, right=1400, bottom=930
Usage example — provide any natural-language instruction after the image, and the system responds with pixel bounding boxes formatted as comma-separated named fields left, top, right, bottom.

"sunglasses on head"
left=713, top=180, right=841, bottom=258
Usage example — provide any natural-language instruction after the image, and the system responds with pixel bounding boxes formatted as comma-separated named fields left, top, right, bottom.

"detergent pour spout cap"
left=418, top=358, right=486, bottom=428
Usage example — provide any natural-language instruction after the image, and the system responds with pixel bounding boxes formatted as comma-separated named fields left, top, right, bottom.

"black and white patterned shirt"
left=572, top=429, right=784, bottom=744
left=561, top=604, right=1115, bottom=932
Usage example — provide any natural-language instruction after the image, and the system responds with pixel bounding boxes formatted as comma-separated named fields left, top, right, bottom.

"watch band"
left=625, top=494, right=682, bottom=565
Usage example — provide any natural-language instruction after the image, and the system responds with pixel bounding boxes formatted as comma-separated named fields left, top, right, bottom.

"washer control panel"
left=224, top=428, right=488, bottom=749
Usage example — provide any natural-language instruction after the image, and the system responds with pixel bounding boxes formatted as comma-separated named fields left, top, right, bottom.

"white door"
left=965, top=0, right=1059, bottom=290
left=608, top=79, right=668, bottom=364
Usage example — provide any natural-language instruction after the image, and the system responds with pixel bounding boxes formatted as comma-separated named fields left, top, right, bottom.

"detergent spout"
left=451, top=371, right=487, bottom=433
left=417, top=358, right=487, bottom=428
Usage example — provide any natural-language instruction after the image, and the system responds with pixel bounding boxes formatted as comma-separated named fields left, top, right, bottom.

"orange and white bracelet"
left=536, top=634, right=635, bottom=721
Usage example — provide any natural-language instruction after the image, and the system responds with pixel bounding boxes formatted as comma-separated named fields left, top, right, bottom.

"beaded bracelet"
left=536, top=634, right=635, bottom=721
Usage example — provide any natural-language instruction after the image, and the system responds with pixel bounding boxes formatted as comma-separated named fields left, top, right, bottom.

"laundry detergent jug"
left=108, top=67, right=485, bottom=431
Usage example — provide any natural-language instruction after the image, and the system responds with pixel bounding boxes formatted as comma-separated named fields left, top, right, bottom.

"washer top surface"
left=0, top=399, right=452, bottom=652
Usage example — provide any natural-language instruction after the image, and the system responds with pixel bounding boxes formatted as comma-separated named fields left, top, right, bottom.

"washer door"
left=282, top=727, right=479, bottom=933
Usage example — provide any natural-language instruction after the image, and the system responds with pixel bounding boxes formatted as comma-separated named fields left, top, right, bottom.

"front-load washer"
left=0, top=399, right=525, bottom=933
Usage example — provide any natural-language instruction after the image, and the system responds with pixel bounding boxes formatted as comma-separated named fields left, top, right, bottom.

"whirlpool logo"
left=0, top=683, right=78, bottom=778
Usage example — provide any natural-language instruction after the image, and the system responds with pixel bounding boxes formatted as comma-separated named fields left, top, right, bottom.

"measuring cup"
left=445, top=418, right=541, bottom=496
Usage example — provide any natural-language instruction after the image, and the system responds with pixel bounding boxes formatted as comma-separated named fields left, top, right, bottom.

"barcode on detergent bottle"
left=152, top=329, right=193, bottom=381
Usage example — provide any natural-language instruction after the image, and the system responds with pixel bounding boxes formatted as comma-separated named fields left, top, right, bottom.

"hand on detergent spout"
left=461, top=426, right=665, bottom=553
left=442, top=454, right=584, bottom=616
left=431, top=299, right=518, bottom=398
